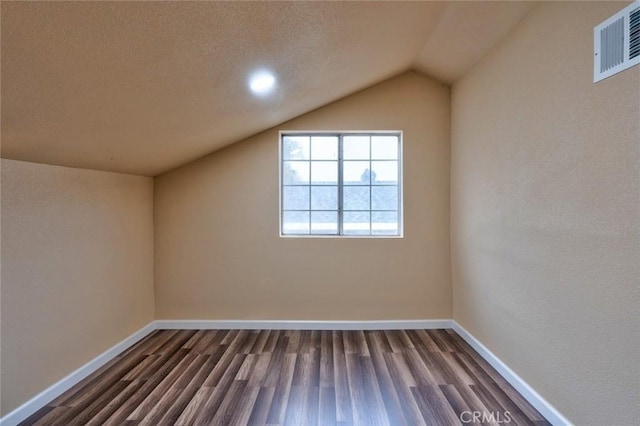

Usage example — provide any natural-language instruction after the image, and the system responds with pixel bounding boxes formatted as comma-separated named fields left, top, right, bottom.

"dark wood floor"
left=21, top=329, right=549, bottom=425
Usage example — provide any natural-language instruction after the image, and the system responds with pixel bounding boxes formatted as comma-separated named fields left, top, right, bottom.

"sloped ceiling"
left=1, top=1, right=536, bottom=176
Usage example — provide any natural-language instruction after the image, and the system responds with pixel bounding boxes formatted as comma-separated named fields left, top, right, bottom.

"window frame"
left=279, top=130, right=403, bottom=238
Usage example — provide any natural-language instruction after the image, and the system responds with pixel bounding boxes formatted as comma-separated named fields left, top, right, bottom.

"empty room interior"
left=1, top=1, right=638, bottom=425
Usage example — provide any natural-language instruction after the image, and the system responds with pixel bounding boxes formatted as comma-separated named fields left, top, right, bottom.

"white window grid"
left=279, top=131, right=403, bottom=237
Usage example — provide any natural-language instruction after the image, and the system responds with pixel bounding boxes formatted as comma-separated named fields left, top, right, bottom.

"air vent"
left=631, top=7, right=640, bottom=59
left=594, top=0, right=640, bottom=82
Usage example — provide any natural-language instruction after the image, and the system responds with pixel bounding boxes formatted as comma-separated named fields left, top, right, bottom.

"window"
left=280, top=132, right=402, bottom=237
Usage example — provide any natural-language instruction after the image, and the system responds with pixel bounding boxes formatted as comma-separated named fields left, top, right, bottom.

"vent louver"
left=594, top=0, right=640, bottom=82
left=630, top=7, right=640, bottom=59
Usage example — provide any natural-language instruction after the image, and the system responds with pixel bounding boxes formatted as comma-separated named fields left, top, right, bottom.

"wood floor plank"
left=19, top=329, right=550, bottom=426
left=343, top=331, right=358, bottom=354
left=332, top=331, right=353, bottom=423
left=319, top=331, right=334, bottom=388
left=31, top=406, right=72, bottom=426
left=127, top=352, right=198, bottom=420
left=239, top=331, right=260, bottom=355
left=438, top=384, right=473, bottom=423
left=427, top=330, right=457, bottom=352
left=252, top=353, right=274, bottom=387
left=283, top=384, right=305, bottom=426
left=413, top=344, right=449, bottom=385
left=250, top=330, right=271, bottom=354
left=137, top=388, right=182, bottom=426
left=130, top=330, right=176, bottom=357
left=156, top=330, right=197, bottom=355
left=359, top=355, right=390, bottom=426
left=469, top=382, right=535, bottom=425
left=449, top=382, right=494, bottom=420
left=101, top=347, right=192, bottom=424
left=292, top=349, right=320, bottom=387
left=121, top=355, right=161, bottom=381
left=300, top=385, right=320, bottom=426
left=220, top=329, right=239, bottom=345
left=138, top=353, right=210, bottom=425
left=409, top=329, right=441, bottom=353
left=286, top=329, right=301, bottom=353
left=65, top=352, right=147, bottom=408
left=235, top=353, right=258, bottom=381
left=201, top=331, right=249, bottom=387
left=364, top=331, right=408, bottom=426
left=48, top=354, right=125, bottom=407
left=182, top=330, right=207, bottom=350
left=18, top=406, right=55, bottom=426
left=84, top=380, right=146, bottom=426
left=440, top=351, right=476, bottom=386
left=318, top=386, right=337, bottom=426
left=384, top=352, right=427, bottom=425
left=210, top=379, right=248, bottom=425
left=383, top=330, right=405, bottom=353
left=173, top=387, right=213, bottom=426
left=263, top=329, right=281, bottom=353
left=355, top=330, right=370, bottom=357
left=247, top=386, right=276, bottom=425
left=403, top=348, right=438, bottom=386
left=311, top=330, right=321, bottom=350
left=411, top=385, right=460, bottom=425
left=157, top=354, right=219, bottom=425
left=345, top=353, right=369, bottom=425
left=298, top=330, right=313, bottom=354
left=192, top=353, right=246, bottom=425
left=261, top=334, right=289, bottom=387
left=62, top=380, right=131, bottom=426
left=230, top=385, right=261, bottom=426
left=265, top=352, right=297, bottom=424
left=472, top=381, right=536, bottom=426
left=189, top=330, right=217, bottom=354
left=396, top=330, right=415, bottom=350
left=456, top=351, right=546, bottom=424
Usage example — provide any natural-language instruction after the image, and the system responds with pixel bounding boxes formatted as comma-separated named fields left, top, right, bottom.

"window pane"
left=311, top=211, right=338, bottom=234
left=282, top=136, right=310, bottom=160
left=311, top=136, right=338, bottom=160
left=283, top=161, right=309, bottom=184
left=282, top=211, right=309, bottom=234
left=343, top=186, right=369, bottom=210
left=343, top=211, right=370, bottom=235
left=372, top=211, right=398, bottom=235
left=371, top=186, right=398, bottom=210
left=371, top=161, right=398, bottom=184
left=282, top=186, right=309, bottom=210
left=343, top=136, right=370, bottom=160
left=311, top=186, right=337, bottom=210
left=311, top=161, right=337, bottom=185
left=343, top=161, right=370, bottom=185
left=371, top=136, right=398, bottom=160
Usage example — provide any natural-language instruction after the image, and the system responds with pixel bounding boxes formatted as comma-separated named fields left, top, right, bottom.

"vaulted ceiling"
left=1, top=1, right=536, bottom=176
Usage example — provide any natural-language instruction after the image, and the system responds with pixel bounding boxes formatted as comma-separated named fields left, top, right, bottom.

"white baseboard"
left=452, top=321, right=572, bottom=426
left=0, top=322, right=156, bottom=426
left=154, top=319, right=454, bottom=330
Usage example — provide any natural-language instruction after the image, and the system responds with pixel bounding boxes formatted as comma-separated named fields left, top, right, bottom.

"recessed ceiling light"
left=249, top=70, right=276, bottom=95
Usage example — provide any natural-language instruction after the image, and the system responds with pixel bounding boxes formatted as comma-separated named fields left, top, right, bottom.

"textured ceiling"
left=1, top=1, right=536, bottom=176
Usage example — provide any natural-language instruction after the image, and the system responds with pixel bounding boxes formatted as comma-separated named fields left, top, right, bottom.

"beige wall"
left=0, top=159, right=155, bottom=415
left=154, top=72, right=451, bottom=320
left=451, top=2, right=639, bottom=425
